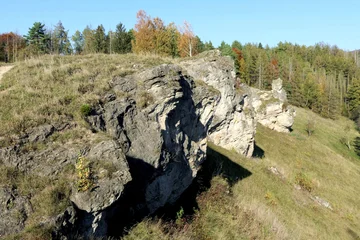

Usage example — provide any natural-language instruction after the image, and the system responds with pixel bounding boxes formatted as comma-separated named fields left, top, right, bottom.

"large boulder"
left=67, top=64, right=220, bottom=237
left=180, top=50, right=256, bottom=157
left=248, top=78, right=295, bottom=133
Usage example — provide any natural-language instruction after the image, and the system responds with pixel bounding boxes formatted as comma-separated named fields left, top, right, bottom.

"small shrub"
left=305, top=119, right=315, bottom=136
left=295, top=172, right=313, bottom=192
left=75, top=155, right=94, bottom=192
left=176, top=207, right=185, bottom=226
left=80, top=104, right=92, bottom=117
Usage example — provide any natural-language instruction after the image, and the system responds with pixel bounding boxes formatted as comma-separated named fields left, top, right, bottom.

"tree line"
left=217, top=41, right=360, bottom=122
left=1, top=10, right=360, bottom=123
left=0, top=10, right=215, bottom=60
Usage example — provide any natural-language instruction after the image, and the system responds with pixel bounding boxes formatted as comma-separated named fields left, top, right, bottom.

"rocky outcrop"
left=247, top=78, right=295, bottom=133
left=180, top=51, right=256, bottom=157
left=66, top=64, right=220, bottom=237
left=0, top=52, right=295, bottom=238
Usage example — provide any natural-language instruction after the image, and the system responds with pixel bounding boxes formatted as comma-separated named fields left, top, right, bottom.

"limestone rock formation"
left=180, top=50, right=256, bottom=157
left=247, top=78, right=295, bottom=133
left=69, top=64, right=219, bottom=236
left=0, top=52, right=295, bottom=238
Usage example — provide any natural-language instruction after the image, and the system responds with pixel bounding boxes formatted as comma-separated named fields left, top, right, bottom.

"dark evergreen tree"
left=195, top=36, right=204, bottom=53
left=347, top=82, right=360, bottom=122
left=24, top=22, right=49, bottom=53
left=112, top=23, right=132, bottom=54
left=94, top=25, right=107, bottom=53
left=231, top=40, right=242, bottom=50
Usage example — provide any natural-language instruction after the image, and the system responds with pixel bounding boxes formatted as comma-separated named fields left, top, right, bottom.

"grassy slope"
left=1, top=55, right=360, bottom=239
left=0, top=54, right=172, bottom=239
left=126, top=107, right=360, bottom=240
left=0, top=54, right=171, bottom=146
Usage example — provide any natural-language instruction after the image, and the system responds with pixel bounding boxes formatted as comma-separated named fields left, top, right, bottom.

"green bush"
left=80, top=104, right=92, bottom=117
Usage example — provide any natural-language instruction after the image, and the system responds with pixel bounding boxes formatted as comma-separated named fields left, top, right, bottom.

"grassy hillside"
left=125, top=107, right=360, bottom=240
left=1, top=54, right=360, bottom=239
left=0, top=54, right=171, bottom=147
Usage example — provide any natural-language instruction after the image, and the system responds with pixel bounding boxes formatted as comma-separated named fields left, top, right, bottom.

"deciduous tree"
left=178, top=21, right=198, bottom=57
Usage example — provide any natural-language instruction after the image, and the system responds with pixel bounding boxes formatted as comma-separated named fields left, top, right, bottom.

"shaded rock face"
left=180, top=50, right=256, bottom=157
left=247, top=78, right=296, bottom=133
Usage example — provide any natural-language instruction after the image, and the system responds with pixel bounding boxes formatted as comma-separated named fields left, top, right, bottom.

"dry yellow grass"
left=0, top=54, right=172, bottom=143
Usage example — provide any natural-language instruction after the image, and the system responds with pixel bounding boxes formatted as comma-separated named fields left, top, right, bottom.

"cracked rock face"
left=180, top=50, right=256, bottom=157
left=69, top=64, right=220, bottom=236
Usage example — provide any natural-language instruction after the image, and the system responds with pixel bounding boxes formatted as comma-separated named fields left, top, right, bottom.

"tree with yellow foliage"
left=132, top=10, right=155, bottom=54
left=178, top=21, right=198, bottom=58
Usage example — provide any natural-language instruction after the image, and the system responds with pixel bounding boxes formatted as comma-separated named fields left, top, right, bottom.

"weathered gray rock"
left=60, top=64, right=220, bottom=237
left=69, top=140, right=131, bottom=237
left=248, top=78, right=295, bottom=133
left=70, top=141, right=131, bottom=213
left=0, top=188, right=32, bottom=237
left=272, top=78, right=287, bottom=102
left=100, top=64, right=219, bottom=214
left=180, top=50, right=256, bottom=157
left=27, top=124, right=55, bottom=143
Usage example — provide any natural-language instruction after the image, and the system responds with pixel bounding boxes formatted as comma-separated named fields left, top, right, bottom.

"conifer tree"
left=94, top=25, right=107, bottom=53
left=112, top=23, right=132, bottom=54
left=24, top=22, right=49, bottom=53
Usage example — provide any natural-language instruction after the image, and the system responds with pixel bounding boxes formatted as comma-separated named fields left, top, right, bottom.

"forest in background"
left=1, top=10, right=360, bottom=124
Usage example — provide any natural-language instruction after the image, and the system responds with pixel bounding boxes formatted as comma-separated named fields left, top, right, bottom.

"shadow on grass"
left=252, top=142, right=265, bottom=158
left=104, top=145, right=252, bottom=238
left=347, top=228, right=360, bottom=240
left=155, top=145, right=252, bottom=221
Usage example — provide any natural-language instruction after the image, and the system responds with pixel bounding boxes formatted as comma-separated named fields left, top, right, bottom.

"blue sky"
left=1, top=0, right=359, bottom=50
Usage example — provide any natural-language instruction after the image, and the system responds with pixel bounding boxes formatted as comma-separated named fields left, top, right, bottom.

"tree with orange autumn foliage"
left=132, top=10, right=155, bottom=54
left=178, top=21, right=198, bottom=58
left=132, top=10, right=180, bottom=57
